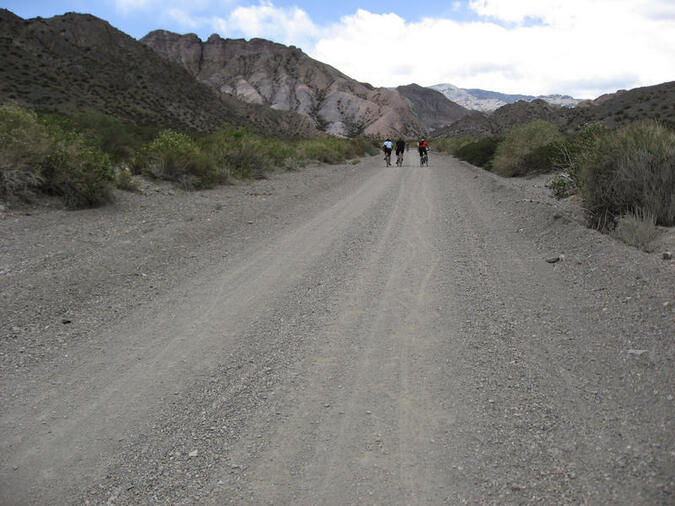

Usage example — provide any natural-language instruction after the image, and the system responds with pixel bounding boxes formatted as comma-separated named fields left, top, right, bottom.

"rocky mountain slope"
left=432, top=81, right=675, bottom=138
left=396, top=83, right=470, bottom=131
left=0, top=10, right=318, bottom=137
left=569, top=81, right=675, bottom=130
left=432, top=99, right=570, bottom=138
left=431, top=83, right=581, bottom=112
left=141, top=30, right=426, bottom=138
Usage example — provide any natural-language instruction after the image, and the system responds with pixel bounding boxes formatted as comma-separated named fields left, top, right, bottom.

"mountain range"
left=140, top=30, right=427, bottom=138
left=0, top=9, right=317, bottom=137
left=430, top=83, right=582, bottom=112
left=432, top=82, right=675, bottom=138
left=1, top=9, right=672, bottom=141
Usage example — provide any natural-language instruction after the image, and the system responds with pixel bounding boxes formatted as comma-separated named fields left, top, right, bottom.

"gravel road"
left=1, top=154, right=673, bottom=504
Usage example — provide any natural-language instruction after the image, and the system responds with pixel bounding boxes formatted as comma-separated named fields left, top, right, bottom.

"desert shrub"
left=224, top=148, right=269, bottom=179
left=263, top=138, right=296, bottom=168
left=492, top=120, right=564, bottom=177
left=611, top=209, right=659, bottom=251
left=454, top=136, right=503, bottom=169
left=0, top=103, right=49, bottom=199
left=42, top=129, right=115, bottom=208
left=134, top=130, right=223, bottom=189
left=199, top=128, right=378, bottom=181
left=574, top=121, right=675, bottom=227
left=433, top=136, right=475, bottom=155
left=520, top=142, right=563, bottom=173
left=560, top=123, right=610, bottom=182
left=299, top=138, right=347, bottom=164
left=44, top=111, right=156, bottom=162
left=114, top=167, right=141, bottom=192
left=546, top=173, right=577, bottom=199
left=200, top=127, right=271, bottom=179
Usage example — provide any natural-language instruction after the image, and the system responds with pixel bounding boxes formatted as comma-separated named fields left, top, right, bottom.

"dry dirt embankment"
left=1, top=155, right=673, bottom=504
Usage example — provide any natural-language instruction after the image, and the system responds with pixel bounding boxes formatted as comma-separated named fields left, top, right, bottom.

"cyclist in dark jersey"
left=395, top=138, right=406, bottom=166
left=395, top=139, right=405, bottom=156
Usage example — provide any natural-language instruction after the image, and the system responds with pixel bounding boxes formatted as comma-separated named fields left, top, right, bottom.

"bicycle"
left=384, top=151, right=392, bottom=167
left=419, top=151, right=429, bottom=167
left=396, top=152, right=404, bottom=167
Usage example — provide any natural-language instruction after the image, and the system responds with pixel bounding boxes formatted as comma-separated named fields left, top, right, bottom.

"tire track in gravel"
left=0, top=165, right=395, bottom=504
left=210, top=167, right=466, bottom=505
left=2, top=154, right=672, bottom=505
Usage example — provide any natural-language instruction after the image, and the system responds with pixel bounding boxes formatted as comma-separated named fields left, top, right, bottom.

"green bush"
left=134, top=130, right=223, bottom=189
left=492, top=120, right=564, bottom=177
left=433, top=136, right=475, bottom=155
left=115, top=167, right=141, bottom=192
left=520, top=143, right=563, bottom=173
left=560, top=123, right=610, bottom=183
left=44, top=111, right=157, bottom=163
left=200, top=127, right=271, bottom=179
left=454, top=136, right=503, bottom=169
left=42, top=129, right=115, bottom=208
left=612, top=209, right=659, bottom=251
left=299, top=138, right=346, bottom=164
left=0, top=103, right=49, bottom=199
left=574, top=121, right=675, bottom=227
left=546, top=173, right=576, bottom=199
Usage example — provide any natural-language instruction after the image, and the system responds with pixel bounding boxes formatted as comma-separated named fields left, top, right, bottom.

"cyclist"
left=418, top=138, right=429, bottom=166
left=395, top=138, right=405, bottom=166
left=382, top=138, right=393, bottom=166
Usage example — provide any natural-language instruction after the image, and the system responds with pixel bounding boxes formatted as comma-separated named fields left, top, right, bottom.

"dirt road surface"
left=1, top=154, right=673, bottom=504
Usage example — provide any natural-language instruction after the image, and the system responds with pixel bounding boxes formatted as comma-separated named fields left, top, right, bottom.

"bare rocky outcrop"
left=141, top=30, right=426, bottom=138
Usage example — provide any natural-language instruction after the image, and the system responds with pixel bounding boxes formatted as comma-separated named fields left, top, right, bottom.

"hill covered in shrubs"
left=432, top=82, right=675, bottom=139
left=0, top=9, right=317, bottom=138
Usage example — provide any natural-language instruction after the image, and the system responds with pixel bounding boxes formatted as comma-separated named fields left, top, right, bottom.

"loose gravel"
left=1, top=154, right=673, bottom=505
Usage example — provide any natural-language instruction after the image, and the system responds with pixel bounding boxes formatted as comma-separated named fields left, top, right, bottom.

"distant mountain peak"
left=430, top=83, right=582, bottom=112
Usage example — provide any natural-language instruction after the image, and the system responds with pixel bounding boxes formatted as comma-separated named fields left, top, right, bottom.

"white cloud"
left=167, top=9, right=201, bottom=29
left=307, top=2, right=675, bottom=98
left=226, top=1, right=320, bottom=48
left=115, top=0, right=674, bottom=98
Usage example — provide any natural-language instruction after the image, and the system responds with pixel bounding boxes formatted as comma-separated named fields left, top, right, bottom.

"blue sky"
left=3, top=1, right=674, bottom=98
left=2, top=1, right=484, bottom=36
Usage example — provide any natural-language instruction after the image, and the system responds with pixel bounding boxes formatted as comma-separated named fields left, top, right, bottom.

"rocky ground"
left=1, top=154, right=673, bottom=504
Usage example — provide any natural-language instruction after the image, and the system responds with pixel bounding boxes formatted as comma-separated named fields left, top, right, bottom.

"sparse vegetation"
left=454, top=136, right=503, bottom=169
left=1, top=103, right=380, bottom=206
left=611, top=209, right=660, bottom=251
left=0, top=103, right=49, bottom=200
left=114, top=167, right=141, bottom=192
left=132, top=130, right=222, bottom=190
left=433, top=136, right=475, bottom=155
left=546, top=172, right=577, bottom=199
left=42, top=127, right=115, bottom=208
left=570, top=121, right=674, bottom=227
left=492, top=120, right=564, bottom=177
left=1, top=102, right=115, bottom=207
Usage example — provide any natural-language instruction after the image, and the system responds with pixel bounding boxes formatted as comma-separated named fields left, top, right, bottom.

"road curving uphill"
left=1, top=154, right=672, bottom=504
